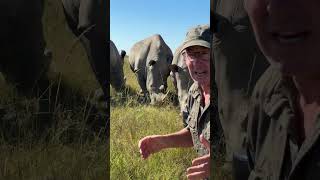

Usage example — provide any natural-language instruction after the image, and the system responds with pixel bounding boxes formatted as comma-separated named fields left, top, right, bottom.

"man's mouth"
left=272, top=31, right=310, bottom=44
left=195, top=71, right=207, bottom=76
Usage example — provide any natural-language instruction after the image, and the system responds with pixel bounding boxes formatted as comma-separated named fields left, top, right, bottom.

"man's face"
left=184, top=46, right=210, bottom=86
left=245, top=0, right=320, bottom=78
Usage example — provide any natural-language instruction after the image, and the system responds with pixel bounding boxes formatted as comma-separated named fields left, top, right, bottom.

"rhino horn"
left=161, top=90, right=170, bottom=102
left=159, top=85, right=165, bottom=91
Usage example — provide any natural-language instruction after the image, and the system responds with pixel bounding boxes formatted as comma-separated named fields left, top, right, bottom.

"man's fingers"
left=138, top=135, right=164, bottom=159
left=187, top=171, right=207, bottom=180
left=138, top=137, right=150, bottom=159
left=200, top=134, right=210, bottom=152
left=187, top=162, right=209, bottom=174
left=187, top=169, right=209, bottom=180
left=191, top=154, right=210, bottom=166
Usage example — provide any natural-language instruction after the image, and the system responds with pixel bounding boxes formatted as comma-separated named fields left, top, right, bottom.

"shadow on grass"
left=0, top=75, right=108, bottom=145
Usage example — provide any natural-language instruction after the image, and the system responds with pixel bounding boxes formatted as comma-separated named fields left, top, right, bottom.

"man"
left=212, top=0, right=269, bottom=177
left=139, top=25, right=214, bottom=180
left=245, top=0, right=320, bottom=179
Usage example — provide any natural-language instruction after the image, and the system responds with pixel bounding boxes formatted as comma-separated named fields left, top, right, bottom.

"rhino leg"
left=134, top=72, right=147, bottom=95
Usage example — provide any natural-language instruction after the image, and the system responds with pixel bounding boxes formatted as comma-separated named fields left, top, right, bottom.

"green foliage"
left=111, top=106, right=195, bottom=179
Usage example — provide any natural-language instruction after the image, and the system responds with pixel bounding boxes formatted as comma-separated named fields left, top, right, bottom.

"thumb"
left=200, top=134, right=210, bottom=152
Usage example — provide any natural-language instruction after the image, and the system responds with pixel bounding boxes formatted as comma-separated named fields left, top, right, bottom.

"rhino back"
left=172, top=45, right=193, bottom=112
left=172, top=45, right=187, bottom=69
left=110, top=40, right=122, bottom=71
left=128, top=40, right=150, bottom=75
left=61, top=0, right=107, bottom=34
left=129, top=34, right=172, bottom=76
left=61, top=0, right=80, bottom=24
left=146, top=35, right=172, bottom=78
left=215, top=0, right=247, bottom=23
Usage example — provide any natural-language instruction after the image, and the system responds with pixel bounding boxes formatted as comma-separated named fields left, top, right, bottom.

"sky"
left=110, top=0, right=210, bottom=55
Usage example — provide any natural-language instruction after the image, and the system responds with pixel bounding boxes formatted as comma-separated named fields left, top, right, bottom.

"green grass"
left=111, top=106, right=195, bottom=179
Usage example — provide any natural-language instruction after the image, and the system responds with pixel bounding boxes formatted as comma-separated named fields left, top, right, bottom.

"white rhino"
left=169, top=45, right=193, bottom=113
left=110, top=40, right=125, bottom=91
left=128, top=34, right=173, bottom=104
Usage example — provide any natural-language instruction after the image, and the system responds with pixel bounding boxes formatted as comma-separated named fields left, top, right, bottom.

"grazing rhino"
left=169, top=45, right=193, bottom=114
left=110, top=40, right=125, bottom=91
left=61, top=0, right=108, bottom=99
left=129, top=34, right=173, bottom=104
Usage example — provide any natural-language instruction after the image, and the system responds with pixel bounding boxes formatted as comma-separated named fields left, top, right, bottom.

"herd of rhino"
left=110, top=31, right=196, bottom=111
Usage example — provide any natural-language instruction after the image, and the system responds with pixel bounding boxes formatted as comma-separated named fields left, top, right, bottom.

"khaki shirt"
left=247, top=67, right=320, bottom=180
left=184, top=83, right=221, bottom=157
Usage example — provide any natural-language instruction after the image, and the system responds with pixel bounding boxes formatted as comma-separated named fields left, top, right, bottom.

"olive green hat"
left=180, top=24, right=211, bottom=52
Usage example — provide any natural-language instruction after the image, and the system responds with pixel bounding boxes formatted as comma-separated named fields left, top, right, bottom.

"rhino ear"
left=120, top=50, right=126, bottom=59
left=149, top=60, right=156, bottom=66
left=169, top=64, right=179, bottom=73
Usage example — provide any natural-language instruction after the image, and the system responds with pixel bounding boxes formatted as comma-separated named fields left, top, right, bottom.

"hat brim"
left=180, top=40, right=211, bottom=53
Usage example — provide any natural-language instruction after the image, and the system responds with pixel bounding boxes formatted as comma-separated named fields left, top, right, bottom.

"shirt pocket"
left=187, top=105, right=199, bottom=129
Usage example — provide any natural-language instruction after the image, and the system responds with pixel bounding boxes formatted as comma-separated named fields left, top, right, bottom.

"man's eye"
left=199, top=52, right=209, bottom=55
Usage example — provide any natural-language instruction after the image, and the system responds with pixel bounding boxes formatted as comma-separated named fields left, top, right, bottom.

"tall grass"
left=111, top=106, right=195, bottom=179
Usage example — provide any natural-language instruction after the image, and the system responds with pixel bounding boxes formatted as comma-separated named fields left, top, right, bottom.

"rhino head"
left=146, top=55, right=172, bottom=105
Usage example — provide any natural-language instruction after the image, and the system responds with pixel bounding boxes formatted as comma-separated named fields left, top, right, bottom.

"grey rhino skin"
left=110, top=40, right=125, bottom=91
left=61, top=0, right=108, bottom=99
left=0, top=0, right=50, bottom=96
left=129, top=34, right=173, bottom=104
left=169, top=45, right=193, bottom=114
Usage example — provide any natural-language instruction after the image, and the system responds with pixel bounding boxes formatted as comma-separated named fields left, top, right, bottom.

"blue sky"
left=111, top=0, right=210, bottom=55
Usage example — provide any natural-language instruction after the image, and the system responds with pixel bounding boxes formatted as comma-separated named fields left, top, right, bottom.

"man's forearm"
left=160, top=128, right=194, bottom=149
